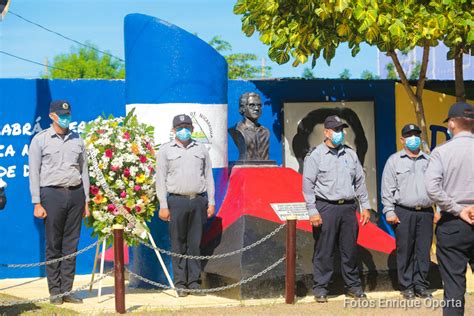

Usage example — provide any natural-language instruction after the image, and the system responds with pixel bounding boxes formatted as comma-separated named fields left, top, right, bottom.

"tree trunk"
left=388, top=46, right=431, bottom=153
left=454, top=49, right=466, bottom=102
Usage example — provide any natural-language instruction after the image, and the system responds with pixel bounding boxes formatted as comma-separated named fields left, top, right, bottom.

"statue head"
left=239, top=92, right=262, bottom=122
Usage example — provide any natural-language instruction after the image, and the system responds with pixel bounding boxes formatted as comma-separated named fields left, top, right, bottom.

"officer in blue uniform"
left=303, top=115, right=371, bottom=303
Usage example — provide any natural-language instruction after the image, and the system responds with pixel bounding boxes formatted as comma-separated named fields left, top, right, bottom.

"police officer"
left=29, top=100, right=90, bottom=305
left=425, top=102, right=474, bottom=316
left=156, top=114, right=215, bottom=297
left=303, top=115, right=371, bottom=303
left=381, top=124, right=434, bottom=299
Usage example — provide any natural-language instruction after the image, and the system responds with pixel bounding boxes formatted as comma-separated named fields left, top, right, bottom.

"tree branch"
left=416, top=42, right=430, bottom=99
left=387, top=50, right=417, bottom=101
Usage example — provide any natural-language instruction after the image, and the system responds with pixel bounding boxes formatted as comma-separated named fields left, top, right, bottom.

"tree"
left=385, top=63, right=398, bottom=79
left=360, top=70, right=379, bottom=80
left=302, top=67, right=316, bottom=79
left=437, top=0, right=473, bottom=102
left=43, top=43, right=124, bottom=79
left=339, top=68, right=351, bottom=79
left=409, top=62, right=421, bottom=80
left=234, top=0, right=451, bottom=152
left=208, top=36, right=271, bottom=79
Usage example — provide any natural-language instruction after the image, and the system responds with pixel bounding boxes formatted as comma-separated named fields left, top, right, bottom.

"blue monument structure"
left=123, top=13, right=229, bottom=288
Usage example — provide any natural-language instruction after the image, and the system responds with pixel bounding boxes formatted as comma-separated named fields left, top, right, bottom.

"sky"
left=0, top=0, right=379, bottom=79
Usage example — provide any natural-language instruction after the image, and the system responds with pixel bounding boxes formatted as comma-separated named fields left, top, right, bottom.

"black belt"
left=46, top=183, right=83, bottom=190
left=169, top=192, right=207, bottom=199
left=396, top=204, right=432, bottom=211
left=316, top=197, right=355, bottom=205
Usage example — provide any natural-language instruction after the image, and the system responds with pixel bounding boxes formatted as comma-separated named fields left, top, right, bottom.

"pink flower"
left=120, top=191, right=127, bottom=198
left=123, top=132, right=131, bottom=140
left=111, top=165, right=120, bottom=172
left=135, top=205, right=142, bottom=213
left=107, top=204, right=116, bottom=213
left=123, top=168, right=130, bottom=177
left=145, top=142, right=153, bottom=151
left=90, top=186, right=99, bottom=195
left=148, top=166, right=155, bottom=173
left=134, top=185, right=141, bottom=191
left=105, top=149, right=113, bottom=158
left=97, top=129, right=105, bottom=134
left=140, top=155, right=147, bottom=163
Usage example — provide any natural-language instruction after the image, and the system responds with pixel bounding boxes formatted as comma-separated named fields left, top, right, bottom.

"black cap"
left=49, top=100, right=71, bottom=115
left=401, top=123, right=421, bottom=136
left=324, top=115, right=349, bottom=129
left=172, top=114, right=193, bottom=127
left=444, top=102, right=474, bottom=122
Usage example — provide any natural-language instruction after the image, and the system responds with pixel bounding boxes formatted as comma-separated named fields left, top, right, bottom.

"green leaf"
left=351, top=45, right=361, bottom=57
left=233, top=0, right=247, bottom=14
left=269, top=48, right=290, bottom=64
left=335, top=0, right=350, bottom=12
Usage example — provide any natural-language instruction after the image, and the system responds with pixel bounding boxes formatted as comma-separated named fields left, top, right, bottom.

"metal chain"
left=0, top=235, right=110, bottom=268
left=137, top=223, right=286, bottom=260
left=126, top=256, right=285, bottom=293
left=0, top=270, right=114, bottom=306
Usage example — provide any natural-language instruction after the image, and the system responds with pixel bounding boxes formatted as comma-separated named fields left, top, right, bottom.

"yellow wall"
left=395, top=83, right=474, bottom=150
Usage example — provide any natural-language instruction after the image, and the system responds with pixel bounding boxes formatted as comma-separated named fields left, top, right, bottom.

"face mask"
left=405, top=135, right=421, bottom=151
left=56, top=114, right=71, bottom=129
left=331, top=131, right=344, bottom=146
left=447, top=129, right=453, bottom=139
left=176, top=127, right=192, bottom=141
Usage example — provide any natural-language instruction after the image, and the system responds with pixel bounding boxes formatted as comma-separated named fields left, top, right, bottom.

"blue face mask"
left=57, top=114, right=71, bottom=129
left=405, top=135, right=421, bottom=151
left=176, top=127, right=192, bottom=141
left=331, top=131, right=345, bottom=146
left=447, top=129, right=453, bottom=139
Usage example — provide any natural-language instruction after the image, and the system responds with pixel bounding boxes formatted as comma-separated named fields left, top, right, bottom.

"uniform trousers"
left=312, top=200, right=362, bottom=296
left=168, top=195, right=208, bottom=289
left=436, top=212, right=474, bottom=316
left=393, top=205, right=433, bottom=292
left=41, top=185, right=85, bottom=295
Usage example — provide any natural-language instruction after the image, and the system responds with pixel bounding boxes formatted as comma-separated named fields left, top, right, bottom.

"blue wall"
left=0, top=79, right=125, bottom=279
left=0, top=78, right=396, bottom=278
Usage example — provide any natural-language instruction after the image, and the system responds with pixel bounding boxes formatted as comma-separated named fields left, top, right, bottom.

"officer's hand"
left=83, top=203, right=90, bottom=218
left=159, top=208, right=170, bottom=221
left=34, top=204, right=47, bottom=219
left=360, top=209, right=371, bottom=226
left=433, top=212, right=441, bottom=224
left=207, top=205, right=215, bottom=218
left=459, top=207, right=474, bottom=225
left=386, top=216, right=400, bottom=225
left=309, top=215, right=323, bottom=227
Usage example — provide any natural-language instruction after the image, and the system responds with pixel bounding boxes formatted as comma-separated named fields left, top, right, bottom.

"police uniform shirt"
left=381, top=149, right=432, bottom=218
left=302, top=142, right=371, bottom=217
left=29, top=127, right=90, bottom=204
left=156, top=139, right=215, bottom=209
left=425, top=131, right=474, bottom=215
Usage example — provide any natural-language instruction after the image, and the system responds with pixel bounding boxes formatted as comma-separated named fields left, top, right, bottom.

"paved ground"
left=0, top=273, right=472, bottom=315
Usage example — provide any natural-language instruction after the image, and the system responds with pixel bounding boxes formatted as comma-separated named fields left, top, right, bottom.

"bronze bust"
left=229, top=92, right=270, bottom=161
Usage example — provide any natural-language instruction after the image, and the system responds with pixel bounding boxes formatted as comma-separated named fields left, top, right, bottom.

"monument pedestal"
left=202, top=167, right=441, bottom=299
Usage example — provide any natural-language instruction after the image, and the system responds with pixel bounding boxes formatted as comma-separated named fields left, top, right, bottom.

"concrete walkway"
left=0, top=272, right=472, bottom=314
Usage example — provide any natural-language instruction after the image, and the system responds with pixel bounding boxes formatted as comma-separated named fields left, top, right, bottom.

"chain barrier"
left=137, top=222, right=286, bottom=260
left=0, top=270, right=114, bottom=306
left=0, top=235, right=110, bottom=268
left=126, top=256, right=285, bottom=293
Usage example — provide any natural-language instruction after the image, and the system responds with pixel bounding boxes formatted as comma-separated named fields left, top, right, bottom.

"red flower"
left=107, top=204, right=116, bottom=213
left=134, top=185, right=141, bottom=191
left=123, top=131, right=131, bottom=140
left=123, top=168, right=130, bottom=177
left=140, top=155, right=147, bottom=163
left=148, top=166, right=155, bottom=173
left=125, top=207, right=132, bottom=213
left=135, top=205, right=142, bottom=213
left=120, top=191, right=127, bottom=198
left=90, top=186, right=99, bottom=195
left=111, top=165, right=120, bottom=172
left=105, top=149, right=113, bottom=158
left=97, top=129, right=105, bottom=134
left=145, top=142, right=153, bottom=151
